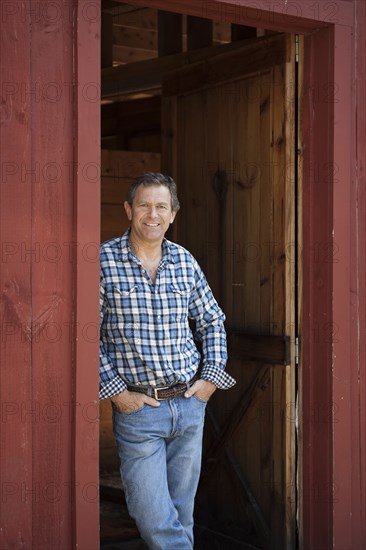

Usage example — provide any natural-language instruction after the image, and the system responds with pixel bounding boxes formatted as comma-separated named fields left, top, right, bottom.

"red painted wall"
left=0, top=1, right=100, bottom=548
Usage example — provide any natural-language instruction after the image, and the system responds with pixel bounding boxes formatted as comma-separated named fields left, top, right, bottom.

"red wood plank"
left=0, top=2, right=33, bottom=547
left=355, top=1, right=366, bottom=543
left=30, top=1, right=75, bottom=547
left=332, top=21, right=365, bottom=549
left=332, top=21, right=353, bottom=549
left=301, top=26, right=334, bottom=549
left=73, top=1, right=101, bottom=548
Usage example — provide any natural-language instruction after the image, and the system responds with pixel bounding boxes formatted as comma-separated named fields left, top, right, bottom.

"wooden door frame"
left=75, top=1, right=365, bottom=548
left=74, top=2, right=101, bottom=549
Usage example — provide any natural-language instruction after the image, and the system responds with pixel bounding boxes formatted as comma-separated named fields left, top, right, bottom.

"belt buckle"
left=153, top=385, right=169, bottom=401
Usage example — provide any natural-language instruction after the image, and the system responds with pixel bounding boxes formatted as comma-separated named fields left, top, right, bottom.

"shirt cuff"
left=200, top=364, right=236, bottom=389
left=99, top=376, right=128, bottom=400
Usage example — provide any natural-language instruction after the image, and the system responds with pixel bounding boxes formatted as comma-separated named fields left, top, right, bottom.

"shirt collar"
left=119, top=229, right=175, bottom=264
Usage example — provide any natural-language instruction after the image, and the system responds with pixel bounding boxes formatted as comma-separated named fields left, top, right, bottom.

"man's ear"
left=170, top=210, right=177, bottom=224
left=124, top=201, right=132, bottom=221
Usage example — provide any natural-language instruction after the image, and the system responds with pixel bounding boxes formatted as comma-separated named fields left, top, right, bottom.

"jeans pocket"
left=191, top=395, right=208, bottom=405
left=116, top=403, right=147, bottom=416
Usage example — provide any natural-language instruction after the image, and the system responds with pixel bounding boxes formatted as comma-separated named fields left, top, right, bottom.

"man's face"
left=124, top=184, right=177, bottom=246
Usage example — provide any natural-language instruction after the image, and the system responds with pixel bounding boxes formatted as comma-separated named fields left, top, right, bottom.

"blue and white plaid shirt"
left=99, top=230, right=236, bottom=399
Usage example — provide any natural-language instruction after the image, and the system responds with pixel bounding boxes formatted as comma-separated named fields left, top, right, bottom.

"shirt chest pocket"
left=167, top=283, right=191, bottom=321
left=106, top=285, right=141, bottom=333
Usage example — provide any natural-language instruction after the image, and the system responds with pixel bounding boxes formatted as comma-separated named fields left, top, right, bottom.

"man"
left=99, top=173, right=235, bottom=550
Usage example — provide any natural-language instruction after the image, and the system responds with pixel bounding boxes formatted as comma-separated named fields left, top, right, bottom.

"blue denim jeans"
left=112, top=395, right=207, bottom=550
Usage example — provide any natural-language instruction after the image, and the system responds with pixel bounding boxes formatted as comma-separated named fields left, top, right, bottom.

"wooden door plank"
left=205, top=406, right=271, bottom=547
left=227, top=332, right=290, bottom=364
left=210, top=87, right=230, bottom=303
left=245, top=76, right=261, bottom=328
left=203, top=365, right=271, bottom=468
left=175, top=93, right=207, bottom=263
left=259, top=76, right=272, bottom=333
left=283, top=35, right=297, bottom=549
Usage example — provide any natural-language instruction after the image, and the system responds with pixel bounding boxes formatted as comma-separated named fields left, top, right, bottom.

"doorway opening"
left=99, top=4, right=301, bottom=549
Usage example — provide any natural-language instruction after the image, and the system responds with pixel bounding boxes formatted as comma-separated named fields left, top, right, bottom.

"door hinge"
left=295, top=337, right=299, bottom=365
left=295, top=34, right=299, bottom=63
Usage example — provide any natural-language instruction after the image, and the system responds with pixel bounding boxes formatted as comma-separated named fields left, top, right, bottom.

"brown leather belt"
left=127, top=374, right=199, bottom=401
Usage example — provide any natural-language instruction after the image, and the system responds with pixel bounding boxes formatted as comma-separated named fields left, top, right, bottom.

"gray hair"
left=126, top=173, right=180, bottom=212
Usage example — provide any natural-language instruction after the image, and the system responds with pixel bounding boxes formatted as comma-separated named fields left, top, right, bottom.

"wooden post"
left=158, top=11, right=182, bottom=56
left=187, top=16, right=213, bottom=49
left=102, top=12, right=114, bottom=68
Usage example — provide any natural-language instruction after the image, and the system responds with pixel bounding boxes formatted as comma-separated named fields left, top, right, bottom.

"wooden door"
left=162, top=33, right=297, bottom=549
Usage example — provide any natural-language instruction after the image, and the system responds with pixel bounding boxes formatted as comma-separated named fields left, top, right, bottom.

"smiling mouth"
left=145, top=223, right=160, bottom=227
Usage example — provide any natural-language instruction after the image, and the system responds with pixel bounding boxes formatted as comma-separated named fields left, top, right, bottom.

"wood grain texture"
left=0, top=2, right=33, bottom=547
left=30, top=2, right=75, bottom=546
left=73, top=1, right=101, bottom=548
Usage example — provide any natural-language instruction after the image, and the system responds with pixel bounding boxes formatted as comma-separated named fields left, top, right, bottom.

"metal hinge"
left=295, top=34, right=299, bottom=63
left=295, top=337, right=299, bottom=365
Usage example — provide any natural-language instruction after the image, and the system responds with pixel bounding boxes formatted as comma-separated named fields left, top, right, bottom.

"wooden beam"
left=101, top=35, right=278, bottom=97
left=113, top=44, right=157, bottom=64
left=158, top=11, right=182, bottom=56
left=113, top=19, right=229, bottom=51
left=163, top=33, right=288, bottom=96
left=187, top=16, right=213, bottom=50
